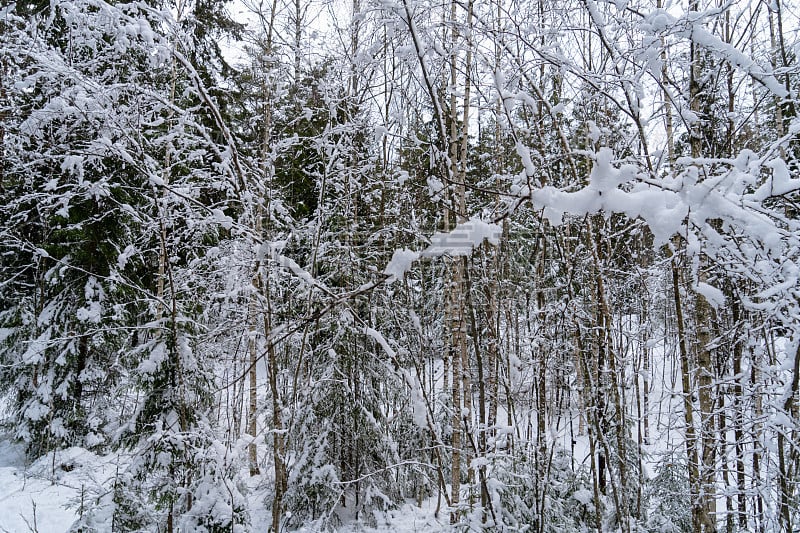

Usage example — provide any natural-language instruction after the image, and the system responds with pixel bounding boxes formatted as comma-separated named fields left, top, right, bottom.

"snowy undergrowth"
left=2, top=328, right=793, bottom=532
left=0, top=441, right=111, bottom=533
left=0, top=439, right=452, bottom=532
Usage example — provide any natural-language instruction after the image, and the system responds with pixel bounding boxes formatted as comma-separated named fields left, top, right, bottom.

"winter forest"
left=2, top=0, right=800, bottom=530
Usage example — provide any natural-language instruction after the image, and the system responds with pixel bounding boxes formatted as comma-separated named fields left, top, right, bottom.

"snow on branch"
left=422, top=219, right=502, bottom=257
left=383, top=219, right=502, bottom=284
left=644, top=7, right=791, bottom=98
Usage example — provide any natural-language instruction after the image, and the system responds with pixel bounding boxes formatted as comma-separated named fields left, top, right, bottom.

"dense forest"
left=1, top=0, right=800, bottom=530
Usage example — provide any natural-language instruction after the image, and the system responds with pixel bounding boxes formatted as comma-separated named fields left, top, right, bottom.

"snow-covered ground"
left=0, top=438, right=451, bottom=532
left=1, top=326, right=791, bottom=531
left=0, top=441, right=101, bottom=533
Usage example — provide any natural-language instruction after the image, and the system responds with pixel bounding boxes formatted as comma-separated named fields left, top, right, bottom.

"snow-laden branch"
left=383, top=218, right=501, bottom=283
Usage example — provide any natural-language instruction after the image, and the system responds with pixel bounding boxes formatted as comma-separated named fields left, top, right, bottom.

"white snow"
left=516, top=141, right=536, bottom=177
left=695, top=281, right=726, bottom=309
left=684, top=24, right=788, bottom=98
left=0, top=443, right=116, bottom=533
left=76, top=301, right=102, bottom=323
left=384, top=248, right=420, bottom=283
left=212, top=208, right=234, bottom=230
left=763, top=158, right=800, bottom=197
left=422, top=219, right=502, bottom=257
left=572, top=488, right=594, bottom=506
left=136, top=342, right=167, bottom=374
left=364, top=327, right=397, bottom=360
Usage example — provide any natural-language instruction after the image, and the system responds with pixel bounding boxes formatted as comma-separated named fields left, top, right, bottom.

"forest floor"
left=0, top=438, right=450, bottom=532
left=0, top=439, right=94, bottom=532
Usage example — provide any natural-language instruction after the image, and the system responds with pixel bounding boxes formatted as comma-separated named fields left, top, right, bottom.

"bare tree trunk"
left=156, top=25, right=184, bottom=530
left=590, top=218, right=630, bottom=532
left=778, top=341, right=800, bottom=533
left=685, top=0, right=716, bottom=526
left=484, top=249, right=500, bottom=446
left=247, top=285, right=260, bottom=476
left=731, top=299, right=748, bottom=530
left=0, top=44, right=6, bottom=195
left=534, top=233, right=548, bottom=533
left=446, top=0, right=474, bottom=519
left=576, top=326, right=604, bottom=533
left=695, top=286, right=717, bottom=532
left=447, top=263, right=464, bottom=523
left=672, top=253, right=703, bottom=533
left=751, top=349, right=765, bottom=533
left=292, top=0, right=304, bottom=81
